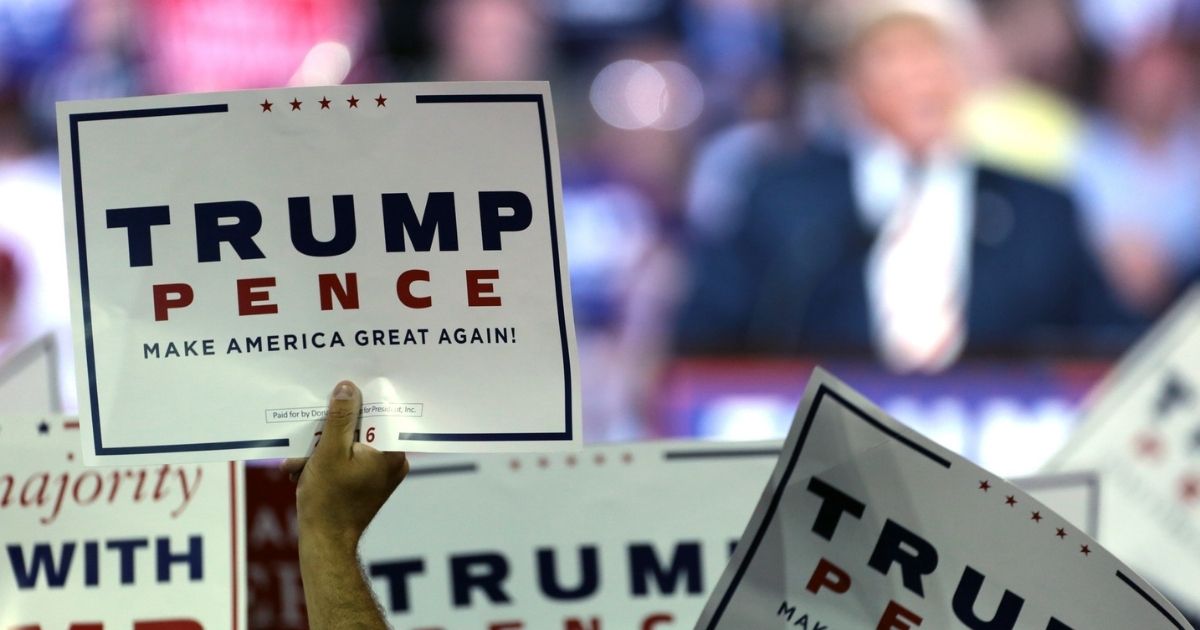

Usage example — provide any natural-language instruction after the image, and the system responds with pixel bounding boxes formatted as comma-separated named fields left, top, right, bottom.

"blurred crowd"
left=1, top=0, right=1199, bottom=437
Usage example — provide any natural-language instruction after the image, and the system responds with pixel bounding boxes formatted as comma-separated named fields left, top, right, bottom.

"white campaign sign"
left=1046, top=287, right=1200, bottom=614
left=358, top=441, right=778, bottom=629
left=0, top=415, right=246, bottom=629
left=345, top=441, right=1096, bottom=630
left=697, top=369, right=1190, bottom=629
left=57, top=81, right=580, bottom=465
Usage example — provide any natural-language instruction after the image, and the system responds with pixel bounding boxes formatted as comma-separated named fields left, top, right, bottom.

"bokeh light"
left=589, top=58, right=704, bottom=130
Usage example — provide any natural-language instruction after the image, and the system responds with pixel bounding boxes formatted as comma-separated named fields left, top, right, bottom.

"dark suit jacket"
left=675, top=145, right=1141, bottom=356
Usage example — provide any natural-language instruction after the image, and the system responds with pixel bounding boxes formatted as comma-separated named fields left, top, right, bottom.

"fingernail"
left=333, top=381, right=355, bottom=400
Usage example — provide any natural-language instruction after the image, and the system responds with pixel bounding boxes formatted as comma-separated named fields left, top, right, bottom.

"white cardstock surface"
left=1046, top=287, right=1200, bottom=615
left=696, top=368, right=1191, bottom=629
left=0, top=415, right=247, bottom=628
left=57, top=82, right=580, bottom=464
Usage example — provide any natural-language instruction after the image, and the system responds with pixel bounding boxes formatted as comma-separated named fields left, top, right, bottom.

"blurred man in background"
left=675, top=0, right=1138, bottom=373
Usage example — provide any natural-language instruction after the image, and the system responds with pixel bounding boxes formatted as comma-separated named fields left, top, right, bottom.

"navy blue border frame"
left=69, top=92, right=573, bottom=456
left=663, top=447, right=781, bottom=461
left=406, top=462, right=479, bottom=478
left=69, top=104, right=284, bottom=455
left=408, top=92, right=572, bottom=443
left=702, top=384, right=1185, bottom=629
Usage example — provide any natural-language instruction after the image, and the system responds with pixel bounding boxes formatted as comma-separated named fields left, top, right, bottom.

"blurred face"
left=848, top=16, right=966, bottom=155
left=1110, top=40, right=1197, bottom=135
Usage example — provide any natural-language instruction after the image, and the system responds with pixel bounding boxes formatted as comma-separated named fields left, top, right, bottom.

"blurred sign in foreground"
left=0, top=415, right=246, bottom=629
left=250, top=441, right=774, bottom=628
left=1047, top=287, right=1200, bottom=614
left=697, top=368, right=1190, bottom=629
left=244, top=442, right=1100, bottom=629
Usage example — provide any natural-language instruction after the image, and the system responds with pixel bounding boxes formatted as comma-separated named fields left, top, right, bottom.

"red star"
left=289, top=98, right=302, bottom=111
left=594, top=453, right=606, bottom=465
left=1079, top=544, right=1091, bottom=556
left=260, top=100, right=273, bottom=112
left=509, top=459, right=520, bottom=471
left=622, top=452, right=633, bottom=464
left=538, top=457, right=549, bottom=469
left=978, top=480, right=991, bottom=492
left=566, top=455, right=576, bottom=467
left=67, top=452, right=75, bottom=461
left=1056, top=528, right=1068, bottom=539
left=319, top=97, right=331, bottom=109
left=1005, top=495, right=1017, bottom=507
left=1031, top=511, right=1043, bottom=522
left=347, top=95, right=359, bottom=108
left=1181, top=476, right=1200, bottom=504
left=375, top=94, right=387, bottom=107
left=1134, top=433, right=1163, bottom=460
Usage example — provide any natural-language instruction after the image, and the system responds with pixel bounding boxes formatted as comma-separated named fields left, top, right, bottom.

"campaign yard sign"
left=241, top=441, right=1098, bottom=629
left=1045, top=287, right=1200, bottom=615
left=696, top=368, right=1191, bottom=629
left=57, top=82, right=580, bottom=465
left=247, top=441, right=779, bottom=629
left=0, top=415, right=246, bottom=629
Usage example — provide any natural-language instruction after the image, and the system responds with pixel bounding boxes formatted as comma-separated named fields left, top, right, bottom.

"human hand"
left=281, top=380, right=409, bottom=553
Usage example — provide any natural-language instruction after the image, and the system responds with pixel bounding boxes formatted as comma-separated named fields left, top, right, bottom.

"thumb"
left=317, top=380, right=361, bottom=459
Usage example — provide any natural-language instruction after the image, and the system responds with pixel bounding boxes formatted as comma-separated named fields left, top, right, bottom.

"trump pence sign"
left=697, top=369, right=1191, bottom=629
left=57, top=82, right=580, bottom=465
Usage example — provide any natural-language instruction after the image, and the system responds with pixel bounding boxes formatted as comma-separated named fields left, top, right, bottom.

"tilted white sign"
left=0, top=415, right=247, bottom=629
left=1046, top=287, right=1200, bottom=615
left=57, top=82, right=580, bottom=465
left=697, top=368, right=1190, bottom=629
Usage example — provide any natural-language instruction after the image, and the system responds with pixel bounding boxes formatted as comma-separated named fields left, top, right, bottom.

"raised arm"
left=282, top=380, right=409, bottom=629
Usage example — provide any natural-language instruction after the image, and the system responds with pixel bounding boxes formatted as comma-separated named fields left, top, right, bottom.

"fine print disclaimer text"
left=266, top=402, right=425, bottom=423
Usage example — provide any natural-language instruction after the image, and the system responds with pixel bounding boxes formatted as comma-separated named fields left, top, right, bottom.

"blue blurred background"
left=1, top=0, right=1199, bottom=478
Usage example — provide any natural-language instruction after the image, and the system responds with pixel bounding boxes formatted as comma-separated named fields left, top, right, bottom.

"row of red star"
left=259, top=94, right=387, bottom=112
left=509, top=452, right=634, bottom=471
left=977, top=479, right=1092, bottom=556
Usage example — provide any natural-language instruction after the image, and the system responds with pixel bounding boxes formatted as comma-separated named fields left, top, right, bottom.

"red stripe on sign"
left=63, top=421, right=80, bottom=430
left=230, top=461, right=240, bottom=630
